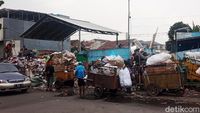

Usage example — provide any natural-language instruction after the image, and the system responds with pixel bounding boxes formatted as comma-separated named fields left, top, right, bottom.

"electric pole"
left=128, top=0, right=131, bottom=48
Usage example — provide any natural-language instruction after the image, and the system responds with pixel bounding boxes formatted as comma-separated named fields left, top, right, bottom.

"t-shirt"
left=75, top=65, right=85, bottom=79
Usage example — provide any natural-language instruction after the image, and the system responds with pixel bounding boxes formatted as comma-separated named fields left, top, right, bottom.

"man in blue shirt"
left=75, top=62, right=86, bottom=97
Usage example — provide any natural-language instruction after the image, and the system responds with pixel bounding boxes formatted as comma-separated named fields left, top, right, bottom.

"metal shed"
left=21, top=14, right=119, bottom=51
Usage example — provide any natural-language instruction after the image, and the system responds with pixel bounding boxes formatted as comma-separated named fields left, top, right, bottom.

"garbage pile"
left=2, top=50, right=76, bottom=77
left=145, top=53, right=177, bottom=75
left=50, top=50, right=76, bottom=72
left=185, top=52, right=200, bottom=60
left=89, top=55, right=132, bottom=88
left=5, top=56, right=46, bottom=77
left=90, top=55, right=125, bottom=76
left=1, top=49, right=77, bottom=90
left=185, top=52, right=200, bottom=75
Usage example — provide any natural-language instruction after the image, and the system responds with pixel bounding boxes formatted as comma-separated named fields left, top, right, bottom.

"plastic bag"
left=146, top=53, right=172, bottom=65
left=105, top=55, right=124, bottom=67
left=119, top=67, right=132, bottom=87
left=185, top=52, right=200, bottom=59
left=196, top=67, right=200, bottom=75
left=63, top=50, right=75, bottom=59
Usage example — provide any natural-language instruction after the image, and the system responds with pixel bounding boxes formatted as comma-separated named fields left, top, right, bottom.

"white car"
left=0, top=63, right=31, bottom=92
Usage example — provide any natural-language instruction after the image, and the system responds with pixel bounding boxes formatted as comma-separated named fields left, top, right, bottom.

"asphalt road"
left=0, top=90, right=168, bottom=113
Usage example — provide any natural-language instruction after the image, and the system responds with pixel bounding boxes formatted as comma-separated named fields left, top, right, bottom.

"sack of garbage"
left=104, top=55, right=124, bottom=67
left=146, top=53, right=172, bottom=65
left=115, top=60, right=124, bottom=68
left=185, top=52, right=200, bottom=59
left=164, top=59, right=173, bottom=64
left=196, top=67, right=200, bottom=75
left=63, top=50, right=76, bottom=59
left=119, top=67, right=132, bottom=87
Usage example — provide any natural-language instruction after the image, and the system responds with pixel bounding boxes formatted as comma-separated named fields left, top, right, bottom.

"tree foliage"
left=168, top=22, right=192, bottom=41
left=192, top=22, right=200, bottom=32
left=0, top=1, right=4, bottom=6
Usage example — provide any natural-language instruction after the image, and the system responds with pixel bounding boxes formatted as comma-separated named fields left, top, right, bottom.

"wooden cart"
left=54, top=64, right=75, bottom=89
left=179, top=58, right=200, bottom=91
left=87, top=67, right=120, bottom=98
left=144, top=63, right=184, bottom=96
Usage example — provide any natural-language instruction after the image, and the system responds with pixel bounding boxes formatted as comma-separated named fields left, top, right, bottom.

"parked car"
left=0, top=63, right=31, bottom=93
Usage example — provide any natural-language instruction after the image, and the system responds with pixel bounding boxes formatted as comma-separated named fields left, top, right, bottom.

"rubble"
left=90, top=55, right=125, bottom=76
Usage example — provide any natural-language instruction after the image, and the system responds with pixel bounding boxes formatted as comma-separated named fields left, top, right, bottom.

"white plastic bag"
left=146, top=53, right=172, bottom=65
left=185, top=52, right=200, bottom=59
left=196, top=67, right=200, bottom=75
left=119, top=67, right=132, bottom=87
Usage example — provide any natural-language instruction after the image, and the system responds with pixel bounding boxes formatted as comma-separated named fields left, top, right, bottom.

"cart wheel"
left=175, top=89, right=185, bottom=97
left=94, top=87, right=103, bottom=99
left=146, top=84, right=160, bottom=96
left=67, top=87, right=74, bottom=96
left=54, top=80, right=62, bottom=90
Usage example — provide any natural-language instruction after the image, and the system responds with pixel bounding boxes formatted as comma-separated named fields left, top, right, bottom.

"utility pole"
left=128, top=0, right=131, bottom=48
left=2, top=27, right=7, bottom=59
left=78, top=30, right=81, bottom=52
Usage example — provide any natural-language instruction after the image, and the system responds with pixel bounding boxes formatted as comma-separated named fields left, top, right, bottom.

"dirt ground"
left=0, top=88, right=199, bottom=113
left=0, top=90, right=165, bottom=113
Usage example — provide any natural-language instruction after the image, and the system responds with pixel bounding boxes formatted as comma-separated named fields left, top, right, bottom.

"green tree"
left=168, top=22, right=192, bottom=41
left=192, top=22, right=200, bottom=32
left=0, top=1, right=4, bottom=6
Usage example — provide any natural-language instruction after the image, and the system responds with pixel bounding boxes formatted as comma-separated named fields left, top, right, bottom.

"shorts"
left=78, top=78, right=85, bottom=86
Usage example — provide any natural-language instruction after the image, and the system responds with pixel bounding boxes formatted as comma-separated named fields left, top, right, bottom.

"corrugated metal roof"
left=50, top=14, right=119, bottom=34
left=21, top=14, right=119, bottom=41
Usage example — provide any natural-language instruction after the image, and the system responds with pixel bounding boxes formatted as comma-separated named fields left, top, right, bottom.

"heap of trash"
left=145, top=53, right=177, bottom=75
left=50, top=50, right=76, bottom=72
left=184, top=52, right=200, bottom=75
left=90, top=55, right=125, bottom=76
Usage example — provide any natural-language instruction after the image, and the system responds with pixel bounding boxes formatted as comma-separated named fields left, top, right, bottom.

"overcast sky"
left=3, top=0, right=200, bottom=44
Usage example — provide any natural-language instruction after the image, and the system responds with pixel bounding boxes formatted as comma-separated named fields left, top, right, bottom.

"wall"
left=0, top=19, right=3, bottom=41
left=177, top=32, right=200, bottom=40
left=24, top=38, right=70, bottom=51
left=0, top=18, right=71, bottom=52
left=87, top=48, right=131, bottom=62
left=3, top=18, right=35, bottom=41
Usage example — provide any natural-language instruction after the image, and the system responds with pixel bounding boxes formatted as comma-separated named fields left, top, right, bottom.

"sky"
left=2, top=0, right=200, bottom=44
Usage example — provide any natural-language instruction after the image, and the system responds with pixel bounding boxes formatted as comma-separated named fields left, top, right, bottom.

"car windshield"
left=0, top=63, right=19, bottom=73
